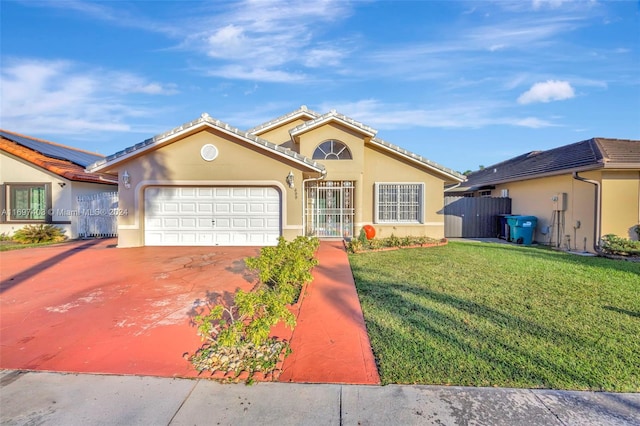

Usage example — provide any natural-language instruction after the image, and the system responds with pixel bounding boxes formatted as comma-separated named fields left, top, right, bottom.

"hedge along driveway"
left=349, top=242, right=640, bottom=391
left=0, top=239, right=259, bottom=378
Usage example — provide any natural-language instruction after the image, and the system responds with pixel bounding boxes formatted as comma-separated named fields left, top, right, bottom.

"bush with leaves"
left=12, top=224, right=66, bottom=244
left=347, top=234, right=442, bottom=253
left=245, top=236, right=319, bottom=304
left=600, top=234, right=640, bottom=256
left=190, top=236, right=319, bottom=380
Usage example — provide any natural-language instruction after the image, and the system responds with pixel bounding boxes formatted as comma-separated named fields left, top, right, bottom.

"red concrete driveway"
left=0, top=239, right=259, bottom=378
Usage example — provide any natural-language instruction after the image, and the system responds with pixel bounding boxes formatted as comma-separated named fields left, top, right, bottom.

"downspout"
left=301, top=170, right=327, bottom=237
left=572, top=172, right=603, bottom=254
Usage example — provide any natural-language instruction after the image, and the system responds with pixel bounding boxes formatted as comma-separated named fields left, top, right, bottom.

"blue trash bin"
left=506, top=215, right=537, bottom=245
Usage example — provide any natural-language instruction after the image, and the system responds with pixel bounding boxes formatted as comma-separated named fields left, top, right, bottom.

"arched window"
left=312, top=140, right=352, bottom=160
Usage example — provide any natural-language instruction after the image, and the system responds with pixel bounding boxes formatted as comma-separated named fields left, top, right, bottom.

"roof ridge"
left=88, top=113, right=325, bottom=172
left=246, top=105, right=321, bottom=134
left=289, top=110, right=378, bottom=136
left=371, top=136, right=465, bottom=180
left=0, top=128, right=105, bottom=157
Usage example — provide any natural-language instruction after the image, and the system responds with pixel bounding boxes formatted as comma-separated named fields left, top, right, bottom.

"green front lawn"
left=349, top=242, right=640, bottom=391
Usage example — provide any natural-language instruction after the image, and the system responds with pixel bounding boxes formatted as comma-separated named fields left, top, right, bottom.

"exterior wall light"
left=286, top=171, right=295, bottom=188
left=122, top=170, right=131, bottom=189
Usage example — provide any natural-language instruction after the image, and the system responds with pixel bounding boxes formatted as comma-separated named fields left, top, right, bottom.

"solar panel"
left=0, top=131, right=103, bottom=167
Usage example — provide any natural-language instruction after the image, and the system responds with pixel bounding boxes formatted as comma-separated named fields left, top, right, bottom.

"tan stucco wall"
left=488, top=169, right=640, bottom=250
left=294, top=123, right=448, bottom=239
left=109, top=128, right=308, bottom=247
left=255, top=118, right=311, bottom=151
left=490, top=172, right=600, bottom=252
left=0, top=152, right=114, bottom=238
left=364, top=145, right=447, bottom=239
left=601, top=170, right=640, bottom=240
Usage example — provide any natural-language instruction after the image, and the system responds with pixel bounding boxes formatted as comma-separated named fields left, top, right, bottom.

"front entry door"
left=305, top=180, right=355, bottom=238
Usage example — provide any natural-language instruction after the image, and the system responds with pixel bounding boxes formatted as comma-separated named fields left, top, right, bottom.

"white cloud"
left=514, top=117, right=556, bottom=128
left=206, top=65, right=306, bottom=83
left=189, top=0, right=352, bottom=80
left=304, top=47, right=346, bottom=68
left=319, top=99, right=558, bottom=130
left=0, top=58, right=177, bottom=135
left=517, top=80, right=575, bottom=104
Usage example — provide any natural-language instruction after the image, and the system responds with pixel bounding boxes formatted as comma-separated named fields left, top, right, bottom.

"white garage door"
left=144, top=186, right=280, bottom=246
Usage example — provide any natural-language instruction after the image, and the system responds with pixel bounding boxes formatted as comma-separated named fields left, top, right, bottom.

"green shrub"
left=0, top=232, right=12, bottom=242
left=386, top=234, right=401, bottom=248
left=190, top=236, right=319, bottom=380
left=12, top=224, right=66, bottom=244
left=346, top=238, right=363, bottom=254
left=245, top=236, right=319, bottom=304
left=601, top=234, right=640, bottom=256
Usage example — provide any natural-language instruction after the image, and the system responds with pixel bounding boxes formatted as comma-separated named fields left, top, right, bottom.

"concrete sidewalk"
left=1, top=370, right=638, bottom=425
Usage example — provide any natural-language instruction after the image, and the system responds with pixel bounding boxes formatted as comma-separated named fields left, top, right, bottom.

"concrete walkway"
left=279, top=241, right=380, bottom=384
left=1, top=370, right=638, bottom=425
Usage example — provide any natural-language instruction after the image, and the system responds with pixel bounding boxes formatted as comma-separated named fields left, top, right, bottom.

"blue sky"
left=1, top=0, right=638, bottom=173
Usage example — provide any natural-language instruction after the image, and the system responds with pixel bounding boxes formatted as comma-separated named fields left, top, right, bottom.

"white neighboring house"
left=0, top=130, right=117, bottom=239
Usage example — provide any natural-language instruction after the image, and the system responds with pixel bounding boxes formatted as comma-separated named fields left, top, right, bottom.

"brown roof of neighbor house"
left=448, top=137, right=640, bottom=192
left=0, top=130, right=117, bottom=185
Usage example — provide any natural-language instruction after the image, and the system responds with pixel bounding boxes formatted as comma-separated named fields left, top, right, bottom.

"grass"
left=0, top=240, right=70, bottom=251
left=349, top=242, right=640, bottom=391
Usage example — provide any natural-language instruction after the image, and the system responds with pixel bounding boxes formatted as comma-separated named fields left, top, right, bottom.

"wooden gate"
left=444, top=196, right=511, bottom=238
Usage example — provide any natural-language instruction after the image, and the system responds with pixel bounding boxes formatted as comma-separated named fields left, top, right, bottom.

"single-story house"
left=86, top=106, right=465, bottom=247
left=1, top=130, right=117, bottom=239
left=446, top=138, right=640, bottom=252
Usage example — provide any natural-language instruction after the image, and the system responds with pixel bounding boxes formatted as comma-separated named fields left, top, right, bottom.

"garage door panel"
left=164, top=218, right=180, bottom=228
left=164, top=203, right=179, bottom=213
left=198, top=203, right=213, bottom=213
left=214, top=203, right=231, bottom=213
left=232, top=188, right=247, bottom=197
left=233, top=218, right=249, bottom=228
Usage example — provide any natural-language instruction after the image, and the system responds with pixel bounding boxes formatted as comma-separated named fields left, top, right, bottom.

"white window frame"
left=374, top=182, right=424, bottom=224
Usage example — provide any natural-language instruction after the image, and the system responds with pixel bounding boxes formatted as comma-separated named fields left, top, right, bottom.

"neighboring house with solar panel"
left=0, top=129, right=117, bottom=239
left=446, top=138, right=640, bottom=253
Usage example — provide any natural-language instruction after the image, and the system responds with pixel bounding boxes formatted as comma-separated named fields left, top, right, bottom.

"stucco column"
left=355, top=174, right=364, bottom=232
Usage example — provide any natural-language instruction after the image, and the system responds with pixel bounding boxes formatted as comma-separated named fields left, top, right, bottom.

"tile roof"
left=0, top=129, right=105, bottom=168
left=247, top=105, right=321, bottom=135
left=448, top=137, right=640, bottom=192
left=289, top=110, right=378, bottom=138
left=371, top=137, right=465, bottom=181
left=0, top=134, right=117, bottom=185
left=595, top=138, right=640, bottom=164
left=87, top=113, right=325, bottom=173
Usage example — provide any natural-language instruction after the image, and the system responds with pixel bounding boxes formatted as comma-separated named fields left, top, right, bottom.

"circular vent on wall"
left=200, top=144, right=219, bottom=161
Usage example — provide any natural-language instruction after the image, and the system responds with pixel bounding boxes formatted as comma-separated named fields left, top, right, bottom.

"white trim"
left=200, top=144, right=219, bottom=161
left=89, top=120, right=323, bottom=174
left=290, top=115, right=376, bottom=139
left=250, top=111, right=318, bottom=135
left=120, top=180, right=288, bottom=231
left=374, top=182, right=425, bottom=224
left=370, top=139, right=464, bottom=182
